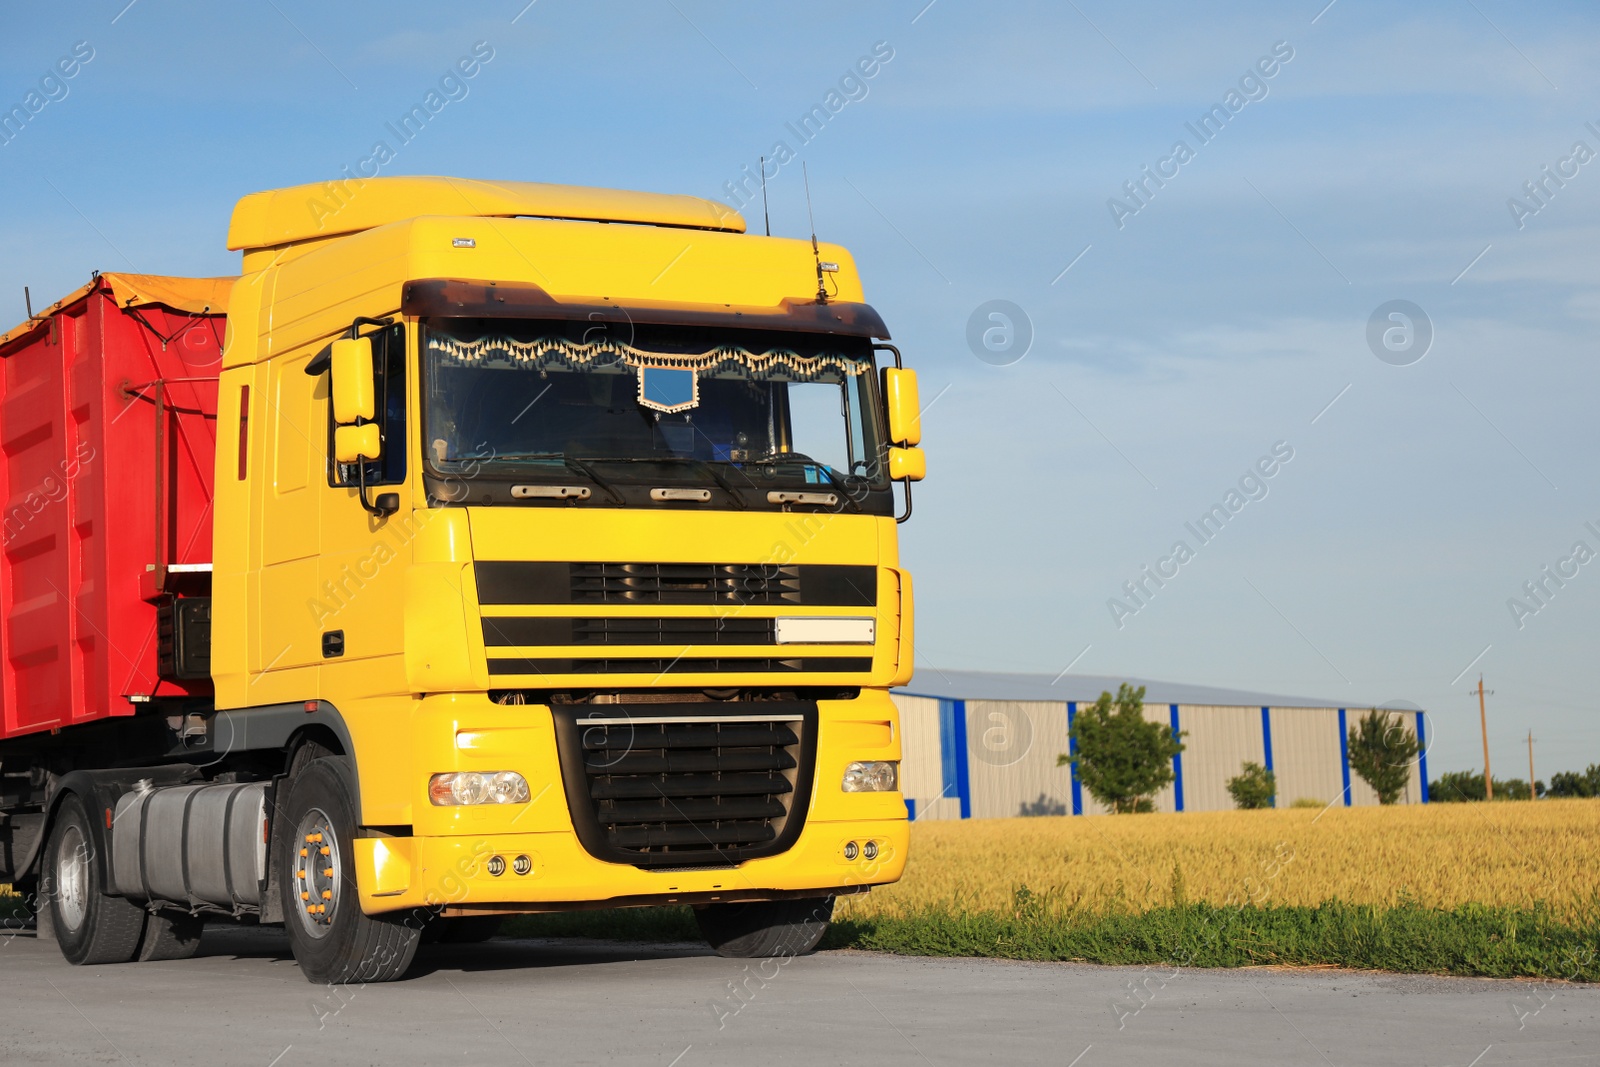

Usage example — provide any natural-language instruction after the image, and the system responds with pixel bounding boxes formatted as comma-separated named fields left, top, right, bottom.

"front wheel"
left=45, top=792, right=147, bottom=965
left=278, top=757, right=420, bottom=984
left=695, top=896, right=834, bottom=958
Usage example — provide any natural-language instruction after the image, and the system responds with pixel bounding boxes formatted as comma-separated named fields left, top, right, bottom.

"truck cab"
left=6, top=176, right=924, bottom=982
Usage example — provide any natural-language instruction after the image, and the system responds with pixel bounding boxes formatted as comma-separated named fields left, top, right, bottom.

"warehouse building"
left=891, top=670, right=1428, bottom=820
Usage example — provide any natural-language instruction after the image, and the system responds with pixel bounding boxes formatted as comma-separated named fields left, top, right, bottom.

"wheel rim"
left=54, top=824, right=89, bottom=931
left=291, top=807, right=342, bottom=940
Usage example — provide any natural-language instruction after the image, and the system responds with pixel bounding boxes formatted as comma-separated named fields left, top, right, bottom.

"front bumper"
left=349, top=689, right=909, bottom=915
left=354, top=817, right=908, bottom=914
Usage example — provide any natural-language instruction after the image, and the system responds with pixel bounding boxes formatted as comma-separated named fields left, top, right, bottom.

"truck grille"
left=476, top=562, right=876, bottom=607
left=552, top=704, right=817, bottom=867
left=482, top=616, right=776, bottom=646
left=575, top=563, right=799, bottom=605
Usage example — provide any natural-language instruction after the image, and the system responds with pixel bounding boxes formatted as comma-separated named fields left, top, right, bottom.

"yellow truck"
left=0, top=176, right=923, bottom=982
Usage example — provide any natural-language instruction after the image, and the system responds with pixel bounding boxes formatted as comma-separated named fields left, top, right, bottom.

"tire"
left=45, top=792, right=147, bottom=966
left=695, top=896, right=834, bottom=958
left=287, top=737, right=337, bottom=777
left=279, top=757, right=420, bottom=984
left=425, top=916, right=504, bottom=945
left=136, top=911, right=205, bottom=962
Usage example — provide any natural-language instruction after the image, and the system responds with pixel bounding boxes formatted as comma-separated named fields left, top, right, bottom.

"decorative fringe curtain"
left=427, top=335, right=865, bottom=381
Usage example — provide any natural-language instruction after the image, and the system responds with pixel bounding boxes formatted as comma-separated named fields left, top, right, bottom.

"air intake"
left=552, top=703, right=817, bottom=868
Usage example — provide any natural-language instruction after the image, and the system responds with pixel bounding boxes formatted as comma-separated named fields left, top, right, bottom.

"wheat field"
left=839, top=799, right=1600, bottom=923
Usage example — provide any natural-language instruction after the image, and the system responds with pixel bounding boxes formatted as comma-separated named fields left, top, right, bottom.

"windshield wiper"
left=588, top=456, right=749, bottom=510
left=756, top=451, right=862, bottom=512
left=474, top=452, right=626, bottom=505
left=561, top=456, right=627, bottom=505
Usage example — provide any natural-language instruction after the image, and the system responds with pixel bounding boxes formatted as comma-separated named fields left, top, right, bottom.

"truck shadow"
left=194, top=924, right=714, bottom=978
left=412, top=937, right=716, bottom=977
left=193, top=923, right=293, bottom=962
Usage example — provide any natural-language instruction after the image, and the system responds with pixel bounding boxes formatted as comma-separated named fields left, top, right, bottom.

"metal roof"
left=894, top=668, right=1366, bottom=709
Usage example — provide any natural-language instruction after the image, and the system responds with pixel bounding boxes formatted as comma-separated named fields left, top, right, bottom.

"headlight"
left=429, top=771, right=531, bottom=806
left=841, top=761, right=898, bottom=793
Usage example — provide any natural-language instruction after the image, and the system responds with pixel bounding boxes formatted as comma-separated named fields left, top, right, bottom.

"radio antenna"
left=24, top=286, right=33, bottom=321
left=803, top=163, right=828, bottom=303
left=760, top=155, right=771, bottom=237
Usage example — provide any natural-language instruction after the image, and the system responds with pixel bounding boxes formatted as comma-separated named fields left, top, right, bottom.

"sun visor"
left=401, top=279, right=891, bottom=340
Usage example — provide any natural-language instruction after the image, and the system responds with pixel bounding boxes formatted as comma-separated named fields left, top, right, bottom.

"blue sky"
left=4, top=1, right=1598, bottom=778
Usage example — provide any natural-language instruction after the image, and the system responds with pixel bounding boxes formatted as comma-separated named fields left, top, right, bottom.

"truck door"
left=252, top=351, right=323, bottom=674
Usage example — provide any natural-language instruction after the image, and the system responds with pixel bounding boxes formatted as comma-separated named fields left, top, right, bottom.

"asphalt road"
left=1, top=925, right=1596, bottom=1067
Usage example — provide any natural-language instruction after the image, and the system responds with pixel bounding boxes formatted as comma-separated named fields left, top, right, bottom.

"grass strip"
left=827, top=901, right=1600, bottom=980
left=505, top=900, right=1598, bottom=981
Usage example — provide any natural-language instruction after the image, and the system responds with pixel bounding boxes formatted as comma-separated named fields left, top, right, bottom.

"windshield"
left=421, top=317, right=891, bottom=512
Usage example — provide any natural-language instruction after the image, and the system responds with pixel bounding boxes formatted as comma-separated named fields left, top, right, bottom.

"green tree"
left=1346, top=708, right=1420, bottom=805
left=1226, top=761, right=1277, bottom=809
left=1497, top=778, right=1539, bottom=800
left=1430, top=770, right=1542, bottom=801
left=1547, top=763, right=1600, bottom=798
left=1057, top=684, right=1183, bottom=813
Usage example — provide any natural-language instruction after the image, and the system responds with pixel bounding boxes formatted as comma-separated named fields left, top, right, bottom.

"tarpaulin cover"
left=0, top=273, right=236, bottom=352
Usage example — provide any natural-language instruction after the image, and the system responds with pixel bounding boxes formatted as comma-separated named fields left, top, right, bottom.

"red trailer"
left=0, top=273, right=231, bottom=741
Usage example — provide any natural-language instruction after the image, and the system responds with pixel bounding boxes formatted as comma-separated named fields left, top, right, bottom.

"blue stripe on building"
left=1067, top=701, right=1083, bottom=816
left=1416, top=711, right=1429, bottom=804
left=938, top=698, right=972, bottom=819
left=937, top=700, right=959, bottom=816
left=1261, top=706, right=1276, bottom=807
left=1338, top=708, right=1352, bottom=806
left=1170, top=704, right=1184, bottom=812
left=904, top=798, right=917, bottom=820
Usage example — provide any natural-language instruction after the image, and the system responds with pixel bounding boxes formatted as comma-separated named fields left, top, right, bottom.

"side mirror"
left=331, top=337, right=375, bottom=425
left=888, top=446, right=925, bottom=482
left=884, top=368, right=921, bottom=445
left=335, top=423, right=381, bottom=464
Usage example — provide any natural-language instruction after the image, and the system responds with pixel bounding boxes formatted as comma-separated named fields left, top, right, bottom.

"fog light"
left=841, top=761, right=898, bottom=792
left=844, top=841, right=859, bottom=860
left=486, top=856, right=506, bottom=877
left=512, top=854, right=533, bottom=876
left=863, top=840, right=880, bottom=861
left=428, top=771, right=532, bottom=806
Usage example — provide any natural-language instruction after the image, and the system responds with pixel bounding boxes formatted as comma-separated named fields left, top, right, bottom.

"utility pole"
left=1527, top=730, right=1537, bottom=800
left=1476, top=675, right=1492, bottom=801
